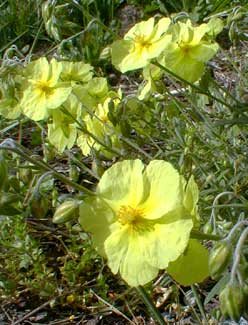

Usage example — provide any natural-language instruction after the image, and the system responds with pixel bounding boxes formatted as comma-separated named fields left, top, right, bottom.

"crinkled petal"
left=105, top=226, right=159, bottom=286
left=77, top=132, right=96, bottom=156
left=167, top=239, right=209, bottom=285
left=105, top=210, right=192, bottom=286
left=118, top=50, right=149, bottom=72
left=79, top=197, right=117, bottom=256
left=111, top=39, right=146, bottom=72
left=98, top=159, right=145, bottom=211
left=139, top=160, right=182, bottom=220
left=189, top=43, right=219, bottom=62
left=142, top=209, right=193, bottom=268
left=164, top=53, right=205, bottom=82
left=50, top=58, right=63, bottom=85
left=191, top=23, right=209, bottom=44
left=48, top=123, right=77, bottom=152
left=124, top=17, right=155, bottom=41
left=152, top=17, right=171, bottom=41
left=145, top=34, right=172, bottom=60
left=30, top=57, right=50, bottom=81
left=45, top=86, right=71, bottom=109
left=21, top=87, right=48, bottom=120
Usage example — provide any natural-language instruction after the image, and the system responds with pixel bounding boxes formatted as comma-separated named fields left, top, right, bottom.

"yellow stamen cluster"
left=35, top=80, right=54, bottom=95
left=118, top=205, right=143, bottom=225
left=134, top=35, right=152, bottom=53
left=118, top=205, right=153, bottom=233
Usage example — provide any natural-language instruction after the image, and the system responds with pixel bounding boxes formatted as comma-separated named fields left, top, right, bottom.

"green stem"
left=230, top=226, right=248, bottom=284
left=28, top=20, right=44, bottom=59
left=154, top=62, right=246, bottom=114
left=209, top=191, right=234, bottom=233
left=0, top=139, right=95, bottom=196
left=60, top=105, right=123, bottom=156
left=226, top=220, right=248, bottom=242
left=191, top=285, right=208, bottom=324
left=136, top=286, right=166, bottom=325
left=190, top=229, right=223, bottom=241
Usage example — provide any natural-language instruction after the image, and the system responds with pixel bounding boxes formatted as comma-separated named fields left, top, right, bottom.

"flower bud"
left=209, top=240, right=232, bottom=280
left=31, top=193, right=49, bottom=218
left=52, top=199, right=79, bottom=224
left=220, top=282, right=245, bottom=321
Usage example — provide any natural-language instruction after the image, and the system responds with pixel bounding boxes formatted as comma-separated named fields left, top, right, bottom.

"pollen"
left=178, top=42, right=192, bottom=54
left=35, top=80, right=54, bottom=95
left=134, top=35, right=152, bottom=52
left=118, top=205, right=143, bottom=225
left=118, top=205, right=153, bottom=233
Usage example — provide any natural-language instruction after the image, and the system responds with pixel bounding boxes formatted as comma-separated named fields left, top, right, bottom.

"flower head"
left=79, top=159, right=194, bottom=286
left=58, top=61, right=93, bottom=84
left=20, top=57, right=71, bottom=121
left=77, top=95, right=121, bottom=157
left=111, top=17, right=172, bottom=72
left=160, top=19, right=220, bottom=82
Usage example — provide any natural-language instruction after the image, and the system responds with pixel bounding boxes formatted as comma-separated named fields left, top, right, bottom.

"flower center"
left=178, top=42, right=192, bottom=54
left=118, top=205, right=143, bottom=225
left=134, top=35, right=151, bottom=52
left=118, top=205, right=153, bottom=233
left=36, top=80, right=54, bottom=95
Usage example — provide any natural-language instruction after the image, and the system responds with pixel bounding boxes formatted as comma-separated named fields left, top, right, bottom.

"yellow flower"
left=77, top=96, right=121, bottom=157
left=57, top=61, right=93, bottom=84
left=160, top=19, right=220, bottom=82
left=20, top=57, right=71, bottom=121
left=79, top=159, right=194, bottom=286
left=111, top=17, right=172, bottom=72
left=47, top=94, right=82, bottom=152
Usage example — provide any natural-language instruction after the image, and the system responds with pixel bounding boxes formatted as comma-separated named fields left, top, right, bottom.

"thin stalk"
left=154, top=62, right=247, bottom=114
left=136, top=286, right=166, bottom=325
left=226, top=220, right=248, bottom=243
left=65, top=150, right=100, bottom=180
left=0, top=30, right=28, bottom=54
left=191, top=285, right=207, bottom=324
left=190, top=229, right=223, bottom=241
left=28, top=20, right=44, bottom=60
left=60, top=105, right=123, bottom=156
left=205, top=204, right=248, bottom=209
left=0, top=139, right=95, bottom=195
left=209, top=191, right=234, bottom=233
left=119, top=136, right=152, bottom=159
left=230, top=226, right=248, bottom=284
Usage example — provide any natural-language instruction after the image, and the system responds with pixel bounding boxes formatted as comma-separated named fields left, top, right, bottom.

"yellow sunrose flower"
left=80, top=159, right=194, bottom=286
left=20, top=57, right=71, bottom=121
left=111, top=17, right=172, bottom=72
left=160, top=19, right=220, bottom=82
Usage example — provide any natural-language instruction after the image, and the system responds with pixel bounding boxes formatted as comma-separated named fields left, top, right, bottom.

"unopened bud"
left=220, top=282, right=245, bottom=322
left=53, top=199, right=79, bottom=224
left=209, top=240, right=232, bottom=280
